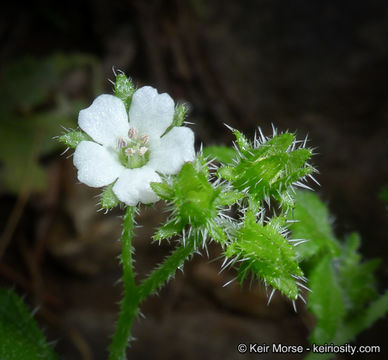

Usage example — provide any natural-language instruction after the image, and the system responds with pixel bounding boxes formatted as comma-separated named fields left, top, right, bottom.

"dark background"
left=0, top=0, right=387, bottom=359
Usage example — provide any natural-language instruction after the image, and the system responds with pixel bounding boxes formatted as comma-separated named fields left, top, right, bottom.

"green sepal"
left=114, top=73, right=135, bottom=111
left=172, top=104, right=187, bottom=127
left=233, top=129, right=250, bottom=152
left=101, top=183, right=120, bottom=209
left=174, top=162, right=220, bottom=226
left=215, top=190, right=243, bottom=206
left=202, top=145, right=237, bottom=164
left=217, top=166, right=235, bottom=181
left=154, top=220, right=184, bottom=241
left=162, top=104, right=188, bottom=136
left=58, top=130, right=91, bottom=149
left=0, top=288, right=58, bottom=360
left=150, top=182, right=174, bottom=200
left=207, top=221, right=227, bottom=244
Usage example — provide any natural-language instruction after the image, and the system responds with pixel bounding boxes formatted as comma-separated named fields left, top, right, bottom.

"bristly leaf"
left=58, top=130, right=91, bottom=149
left=154, top=220, right=184, bottom=241
left=101, top=183, right=120, bottom=209
left=288, top=190, right=340, bottom=261
left=215, top=190, right=244, bottom=206
left=114, top=73, right=135, bottom=111
left=225, top=211, right=303, bottom=300
left=0, top=288, right=58, bottom=360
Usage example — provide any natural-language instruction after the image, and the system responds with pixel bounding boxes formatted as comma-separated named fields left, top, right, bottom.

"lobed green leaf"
left=288, top=191, right=340, bottom=261
left=308, top=256, right=346, bottom=344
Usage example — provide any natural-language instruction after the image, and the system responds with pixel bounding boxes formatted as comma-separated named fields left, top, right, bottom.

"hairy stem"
left=109, top=207, right=198, bottom=360
left=138, top=238, right=197, bottom=302
left=109, top=207, right=138, bottom=360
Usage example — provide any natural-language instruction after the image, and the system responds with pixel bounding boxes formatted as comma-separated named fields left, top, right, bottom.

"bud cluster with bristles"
left=151, top=126, right=317, bottom=305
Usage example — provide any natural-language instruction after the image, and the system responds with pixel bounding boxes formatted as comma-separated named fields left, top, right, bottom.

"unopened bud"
left=128, top=127, right=138, bottom=139
left=139, top=147, right=148, bottom=156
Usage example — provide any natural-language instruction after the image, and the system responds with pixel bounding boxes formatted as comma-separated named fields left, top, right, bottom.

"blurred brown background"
left=0, top=0, right=387, bottom=359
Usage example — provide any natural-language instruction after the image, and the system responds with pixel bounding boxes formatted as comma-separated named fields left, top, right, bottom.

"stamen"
left=117, top=137, right=127, bottom=149
left=128, top=127, right=138, bottom=139
left=139, top=147, right=148, bottom=156
left=140, top=134, right=149, bottom=144
left=125, top=148, right=136, bottom=156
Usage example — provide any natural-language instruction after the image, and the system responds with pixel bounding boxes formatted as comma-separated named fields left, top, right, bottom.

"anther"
left=128, top=127, right=138, bottom=139
left=140, top=134, right=149, bottom=144
left=139, top=147, right=148, bottom=156
left=125, top=148, right=136, bottom=156
left=117, top=137, right=127, bottom=149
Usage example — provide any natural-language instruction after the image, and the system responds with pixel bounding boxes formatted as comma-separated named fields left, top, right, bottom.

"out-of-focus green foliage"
left=289, top=191, right=388, bottom=360
left=0, top=288, right=58, bottom=360
left=0, top=54, right=101, bottom=194
left=290, top=191, right=340, bottom=261
left=379, top=186, right=388, bottom=210
left=203, top=145, right=237, bottom=164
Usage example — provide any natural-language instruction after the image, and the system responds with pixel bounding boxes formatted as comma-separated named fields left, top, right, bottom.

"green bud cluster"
left=151, top=156, right=240, bottom=245
left=151, top=127, right=317, bottom=300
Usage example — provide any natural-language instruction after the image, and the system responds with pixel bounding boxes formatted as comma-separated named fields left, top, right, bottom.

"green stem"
left=138, top=238, right=197, bottom=302
left=108, top=207, right=198, bottom=360
left=109, top=207, right=138, bottom=360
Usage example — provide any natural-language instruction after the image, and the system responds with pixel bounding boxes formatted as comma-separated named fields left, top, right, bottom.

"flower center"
left=117, top=128, right=150, bottom=169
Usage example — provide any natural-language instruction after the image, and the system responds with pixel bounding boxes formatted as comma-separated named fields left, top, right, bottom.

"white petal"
left=129, top=86, right=174, bottom=140
left=78, top=94, right=129, bottom=147
left=112, top=167, right=161, bottom=206
left=73, top=141, right=123, bottom=187
left=148, top=127, right=195, bottom=175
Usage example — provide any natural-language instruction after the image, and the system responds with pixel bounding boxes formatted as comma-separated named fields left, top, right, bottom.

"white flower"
left=73, top=86, right=195, bottom=206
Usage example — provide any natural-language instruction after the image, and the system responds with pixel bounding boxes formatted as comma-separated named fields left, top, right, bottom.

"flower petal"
left=112, top=167, right=161, bottom=206
left=78, top=94, right=129, bottom=147
left=129, top=86, right=174, bottom=140
left=73, top=141, right=123, bottom=187
left=148, top=126, right=195, bottom=175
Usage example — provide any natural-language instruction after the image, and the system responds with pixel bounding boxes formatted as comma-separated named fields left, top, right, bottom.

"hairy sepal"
left=225, top=211, right=303, bottom=300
